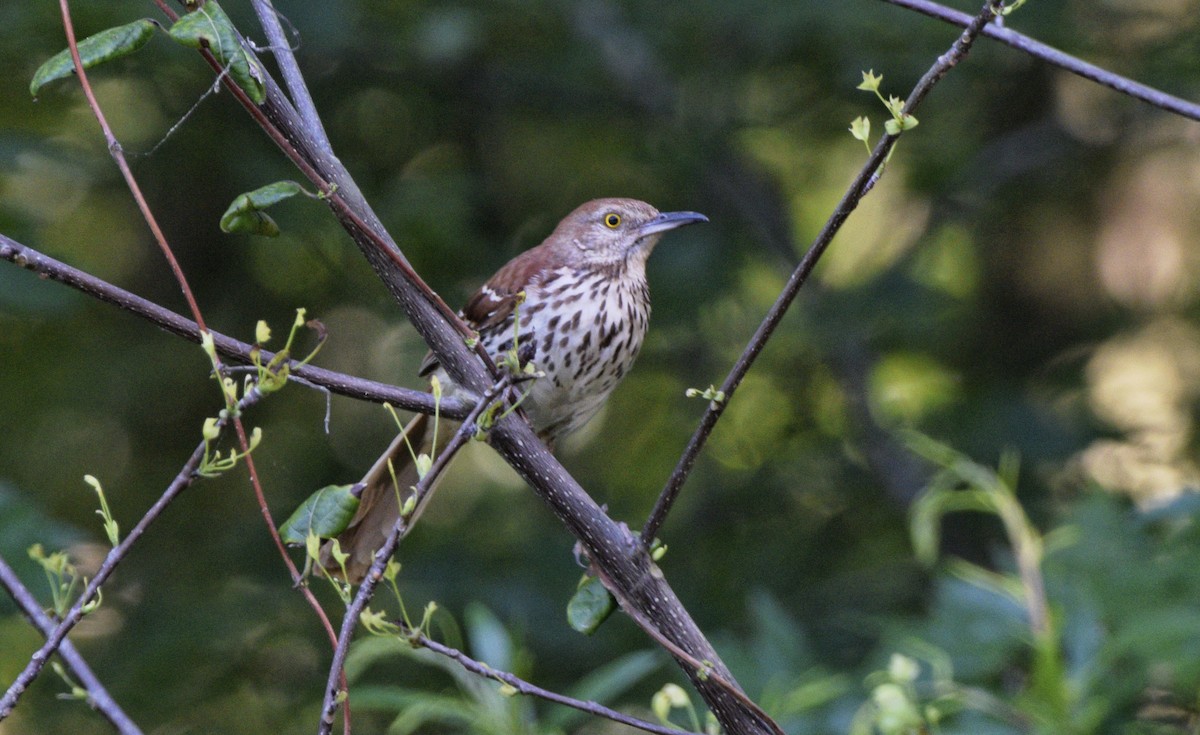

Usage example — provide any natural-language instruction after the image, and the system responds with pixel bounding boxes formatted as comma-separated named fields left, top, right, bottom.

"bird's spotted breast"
left=477, top=265, right=651, bottom=442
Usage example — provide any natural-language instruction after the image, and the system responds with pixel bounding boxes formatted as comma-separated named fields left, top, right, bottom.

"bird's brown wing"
left=418, top=248, right=548, bottom=377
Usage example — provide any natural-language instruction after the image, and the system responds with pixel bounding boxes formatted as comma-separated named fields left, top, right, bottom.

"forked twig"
left=0, top=388, right=260, bottom=719
left=0, top=554, right=143, bottom=735
left=403, top=627, right=700, bottom=735
left=641, top=0, right=1004, bottom=545
left=318, top=375, right=515, bottom=733
left=881, top=0, right=1200, bottom=122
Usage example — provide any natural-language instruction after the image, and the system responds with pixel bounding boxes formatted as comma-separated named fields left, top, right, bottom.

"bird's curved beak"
left=638, top=210, right=709, bottom=238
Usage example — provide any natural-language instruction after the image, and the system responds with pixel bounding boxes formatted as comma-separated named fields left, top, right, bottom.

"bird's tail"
left=320, top=412, right=459, bottom=582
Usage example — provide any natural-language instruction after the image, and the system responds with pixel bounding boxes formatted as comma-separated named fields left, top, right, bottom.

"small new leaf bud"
left=200, top=331, right=216, bottom=359
left=384, top=559, right=402, bottom=581
left=849, top=116, right=871, bottom=142
left=255, top=320, right=271, bottom=345
left=305, top=532, right=321, bottom=561
left=414, top=454, right=432, bottom=479
left=247, top=426, right=263, bottom=451
left=202, top=417, right=221, bottom=441
left=857, top=69, right=883, bottom=91
left=888, top=653, right=919, bottom=683
left=661, top=683, right=689, bottom=707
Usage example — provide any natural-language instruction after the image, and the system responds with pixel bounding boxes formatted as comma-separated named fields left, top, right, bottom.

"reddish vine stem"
left=0, top=1, right=347, bottom=728
left=61, top=0, right=206, bottom=334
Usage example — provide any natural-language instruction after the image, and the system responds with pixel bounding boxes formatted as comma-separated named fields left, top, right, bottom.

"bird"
left=324, top=198, right=708, bottom=582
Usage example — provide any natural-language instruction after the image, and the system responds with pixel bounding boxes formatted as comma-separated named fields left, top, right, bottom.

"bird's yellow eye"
left=603, top=213, right=621, bottom=229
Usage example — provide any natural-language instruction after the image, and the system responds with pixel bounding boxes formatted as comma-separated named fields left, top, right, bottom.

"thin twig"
left=0, top=554, right=144, bottom=735
left=0, top=387, right=262, bottom=719
left=641, top=0, right=1003, bottom=545
left=318, top=377, right=511, bottom=734
left=230, top=398, right=355, bottom=733
left=0, top=234, right=468, bottom=420
left=402, top=628, right=698, bottom=735
left=248, top=0, right=334, bottom=152
left=881, top=0, right=1200, bottom=122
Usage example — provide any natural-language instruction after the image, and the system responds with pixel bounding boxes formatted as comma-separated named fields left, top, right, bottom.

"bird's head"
left=547, top=198, right=708, bottom=269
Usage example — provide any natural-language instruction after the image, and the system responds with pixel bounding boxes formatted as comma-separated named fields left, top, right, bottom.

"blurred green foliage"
left=4, top=0, right=1200, bottom=732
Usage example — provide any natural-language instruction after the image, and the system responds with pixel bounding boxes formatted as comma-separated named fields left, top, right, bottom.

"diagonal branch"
left=641, top=0, right=1003, bottom=544
left=881, top=0, right=1200, bottom=122
left=318, top=374, right=510, bottom=733
left=0, top=234, right=467, bottom=420
left=0, top=384, right=266, bottom=719
left=591, top=563, right=784, bottom=735
left=404, top=628, right=699, bottom=735
left=0, top=554, right=143, bottom=735
left=248, top=0, right=333, bottom=154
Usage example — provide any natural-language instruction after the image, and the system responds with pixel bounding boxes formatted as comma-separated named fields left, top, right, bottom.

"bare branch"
left=642, top=0, right=1004, bottom=545
left=0, top=234, right=468, bottom=420
left=404, top=628, right=698, bottom=735
left=0, top=554, right=144, bottom=735
left=248, top=0, right=334, bottom=153
left=0, top=383, right=266, bottom=719
left=318, top=376, right=509, bottom=733
left=881, top=0, right=1200, bottom=122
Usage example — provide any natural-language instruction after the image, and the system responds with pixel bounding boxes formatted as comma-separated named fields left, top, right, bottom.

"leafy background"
left=3, top=0, right=1200, bottom=733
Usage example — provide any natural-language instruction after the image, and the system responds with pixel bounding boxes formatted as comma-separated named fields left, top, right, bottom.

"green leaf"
left=219, top=181, right=303, bottom=237
left=849, top=116, right=871, bottom=143
left=945, top=558, right=1025, bottom=607
left=566, top=575, right=616, bottom=634
left=221, top=209, right=279, bottom=237
left=464, top=603, right=514, bottom=672
left=168, top=1, right=265, bottom=104
left=857, top=69, right=883, bottom=92
left=30, top=19, right=158, bottom=97
left=278, top=484, right=359, bottom=544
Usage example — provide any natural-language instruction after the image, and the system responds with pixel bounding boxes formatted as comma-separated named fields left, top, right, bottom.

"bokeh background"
left=4, top=1, right=1200, bottom=733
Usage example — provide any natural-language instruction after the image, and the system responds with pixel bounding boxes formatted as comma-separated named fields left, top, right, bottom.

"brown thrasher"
left=326, top=198, right=707, bottom=581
